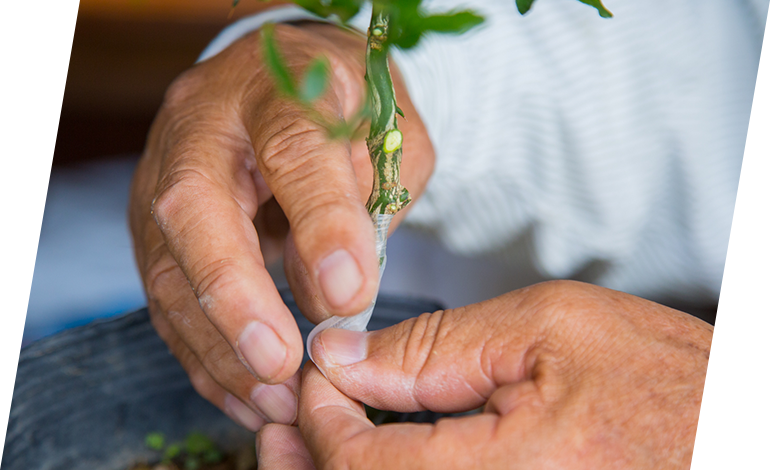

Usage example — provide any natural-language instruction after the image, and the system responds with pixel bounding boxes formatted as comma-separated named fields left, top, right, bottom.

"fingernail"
left=318, top=249, right=363, bottom=309
left=250, top=384, right=298, bottom=425
left=224, top=393, right=265, bottom=432
left=237, top=322, right=287, bottom=380
left=318, top=328, right=368, bottom=366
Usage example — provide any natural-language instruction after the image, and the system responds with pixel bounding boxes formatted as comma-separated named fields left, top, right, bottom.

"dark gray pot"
left=2, top=292, right=443, bottom=470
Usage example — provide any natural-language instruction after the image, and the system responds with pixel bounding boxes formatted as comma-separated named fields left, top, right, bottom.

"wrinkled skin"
left=129, top=23, right=434, bottom=429
left=132, top=21, right=711, bottom=468
left=257, top=281, right=711, bottom=470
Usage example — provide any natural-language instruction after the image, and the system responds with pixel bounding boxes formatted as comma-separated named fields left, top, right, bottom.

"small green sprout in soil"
left=130, top=432, right=256, bottom=470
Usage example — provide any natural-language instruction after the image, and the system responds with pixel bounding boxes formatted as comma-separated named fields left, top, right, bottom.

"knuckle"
left=199, top=339, right=237, bottom=374
left=399, top=310, right=447, bottom=377
left=532, top=279, right=585, bottom=298
left=162, top=68, right=204, bottom=110
left=257, top=116, right=362, bottom=234
left=192, top=257, right=241, bottom=302
left=151, top=167, right=214, bottom=228
left=259, top=117, right=328, bottom=181
left=144, top=256, right=185, bottom=304
left=525, top=279, right=592, bottom=321
left=290, top=194, right=355, bottom=240
left=379, top=310, right=452, bottom=409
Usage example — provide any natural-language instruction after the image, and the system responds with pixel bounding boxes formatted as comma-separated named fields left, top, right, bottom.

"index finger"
left=149, top=106, right=304, bottom=384
left=298, top=364, right=500, bottom=470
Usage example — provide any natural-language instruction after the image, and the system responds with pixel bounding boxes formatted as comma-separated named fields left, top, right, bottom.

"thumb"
left=309, top=293, right=542, bottom=414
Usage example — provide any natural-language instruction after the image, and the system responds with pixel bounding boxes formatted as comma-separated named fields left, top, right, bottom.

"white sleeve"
left=387, top=0, right=763, bottom=306
left=197, top=6, right=326, bottom=62
left=198, top=0, right=767, bottom=305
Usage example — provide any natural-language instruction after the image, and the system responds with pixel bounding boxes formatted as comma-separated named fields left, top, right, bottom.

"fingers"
left=245, top=88, right=380, bottom=317
left=484, top=381, right=544, bottom=417
left=140, top=133, right=297, bottom=424
left=149, top=292, right=301, bottom=426
left=148, top=306, right=265, bottom=431
left=150, top=124, right=304, bottom=382
left=257, top=425, right=316, bottom=470
left=147, top=23, right=373, bottom=385
left=230, top=24, right=380, bottom=317
left=299, top=364, right=497, bottom=470
left=310, top=294, right=540, bottom=413
left=283, top=233, right=330, bottom=325
left=278, top=49, right=436, bottom=325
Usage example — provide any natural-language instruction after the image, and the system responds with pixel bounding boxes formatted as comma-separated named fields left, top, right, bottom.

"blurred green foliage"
left=517, top=0, right=613, bottom=17
left=144, top=431, right=223, bottom=469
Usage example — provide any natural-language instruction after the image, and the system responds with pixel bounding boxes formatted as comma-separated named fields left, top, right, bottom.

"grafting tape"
left=307, top=213, right=393, bottom=364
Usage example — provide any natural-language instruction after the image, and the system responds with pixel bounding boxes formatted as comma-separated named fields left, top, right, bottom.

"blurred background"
left=0, top=0, right=539, bottom=358
left=0, top=0, right=284, bottom=357
left=25, top=0, right=536, bottom=344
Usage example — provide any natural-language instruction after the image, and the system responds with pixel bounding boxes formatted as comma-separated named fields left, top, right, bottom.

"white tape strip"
left=307, top=213, right=393, bottom=363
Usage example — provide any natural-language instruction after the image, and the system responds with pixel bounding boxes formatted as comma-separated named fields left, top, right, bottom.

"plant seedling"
left=251, top=0, right=611, bottom=279
left=139, top=431, right=225, bottom=470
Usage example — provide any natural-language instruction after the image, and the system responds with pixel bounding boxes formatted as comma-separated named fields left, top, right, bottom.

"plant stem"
left=365, top=5, right=410, bottom=216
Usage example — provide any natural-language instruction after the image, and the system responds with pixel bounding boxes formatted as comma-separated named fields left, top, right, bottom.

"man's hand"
left=129, top=23, right=434, bottom=430
left=258, top=281, right=711, bottom=469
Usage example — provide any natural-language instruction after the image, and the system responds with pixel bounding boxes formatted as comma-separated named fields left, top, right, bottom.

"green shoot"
left=144, top=431, right=223, bottom=468
left=144, top=432, right=165, bottom=451
left=163, top=444, right=181, bottom=463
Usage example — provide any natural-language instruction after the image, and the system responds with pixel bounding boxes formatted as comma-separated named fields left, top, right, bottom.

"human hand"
left=257, top=281, right=711, bottom=469
left=128, top=23, right=434, bottom=430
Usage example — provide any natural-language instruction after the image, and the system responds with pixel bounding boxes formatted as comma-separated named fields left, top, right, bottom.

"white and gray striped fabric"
left=200, top=0, right=767, bottom=307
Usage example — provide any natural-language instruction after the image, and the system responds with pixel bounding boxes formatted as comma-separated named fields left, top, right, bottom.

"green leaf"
left=184, top=432, right=215, bottom=455
left=515, top=0, right=612, bottom=18
left=385, top=6, right=485, bottom=50
left=292, top=0, right=365, bottom=22
left=261, top=24, right=298, bottom=98
left=185, top=456, right=201, bottom=470
left=203, top=449, right=223, bottom=464
left=576, top=0, right=613, bottom=18
left=163, top=444, right=181, bottom=462
left=421, top=11, right=485, bottom=34
left=145, top=432, right=165, bottom=451
left=299, top=57, right=331, bottom=103
left=516, top=0, right=535, bottom=14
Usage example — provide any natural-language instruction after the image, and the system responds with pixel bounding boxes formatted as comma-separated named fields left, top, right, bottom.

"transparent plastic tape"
left=307, top=213, right=393, bottom=364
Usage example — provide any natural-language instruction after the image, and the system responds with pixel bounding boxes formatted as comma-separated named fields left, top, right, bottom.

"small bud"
left=372, top=26, right=385, bottom=37
left=383, top=129, right=403, bottom=153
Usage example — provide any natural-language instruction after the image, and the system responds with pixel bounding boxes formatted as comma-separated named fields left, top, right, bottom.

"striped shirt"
left=201, top=0, right=768, bottom=307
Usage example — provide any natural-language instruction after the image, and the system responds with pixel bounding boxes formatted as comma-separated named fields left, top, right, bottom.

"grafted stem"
left=364, top=5, right=410, bottom=216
